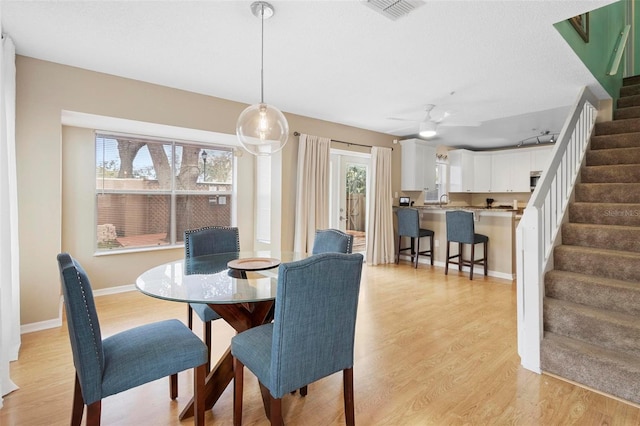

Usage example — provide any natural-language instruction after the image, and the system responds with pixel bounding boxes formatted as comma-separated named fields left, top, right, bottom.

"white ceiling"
left=0, top=0, right=617, bottom=149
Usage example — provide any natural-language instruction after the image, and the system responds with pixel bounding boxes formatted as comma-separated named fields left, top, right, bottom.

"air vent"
left=364, top=0, right=425, bottom=21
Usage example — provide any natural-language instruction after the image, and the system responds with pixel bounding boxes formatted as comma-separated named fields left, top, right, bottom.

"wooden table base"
left=179, top=300, right=274, bottom=420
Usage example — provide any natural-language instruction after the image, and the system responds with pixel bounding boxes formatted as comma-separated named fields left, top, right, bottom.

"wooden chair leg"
left=484, top=241, right=489, bottom=276
left=85, top=401, right=101, bottom=426
left=204, top=321, right=212, bottom=373
left=470, top=243, right=475, bottom=280
left=188, top=305, right=193, bottom=330
left=300, top=385, right=308, bottom=396
left=414, top=237, right=419, bottom=268
left=396, top=236, right=401, bottom=264
left=170, top=373, right=178, bottom=399
left=194, top=363, right=206, bottom=426
left=234, top=358, right=244, bottom=426
left=71, top=374, right=84, bottom=426
left=269, top=396, right=283, bottom=426
left=343, top=368, right=355, bottom=426
left=430, top=235, right=434, bottom=265
left=445, top=241, right=450, bottom=275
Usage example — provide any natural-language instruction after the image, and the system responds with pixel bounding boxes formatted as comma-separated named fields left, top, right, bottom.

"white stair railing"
left=516, top=86, right=599, bottom=373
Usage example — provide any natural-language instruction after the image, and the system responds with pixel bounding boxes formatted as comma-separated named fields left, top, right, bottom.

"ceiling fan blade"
left=387, top=116, right=418, bottom=122
left=439, top=120, right=482, bottom=127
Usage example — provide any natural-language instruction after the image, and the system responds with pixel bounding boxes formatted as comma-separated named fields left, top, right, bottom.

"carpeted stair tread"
left=554, top=245, right=640, bottom=282
left=595, top=118, right=640, bottom=136
left=590, top=132, right=640, bottom=150
left=614, top=105, right=640, bottom=120
left=585, top=146, right=640, bottom=165
left=562, top=222, right=640, bottom=253
left=623, top=75, right=640, bottom=86
left=541, top=332, right=640, bottom=405
left=575, top=183, right=640, bottom=203
left=620, top=84, right=640, bottom=97
left=581, top=164, right=640, bottom=183
left=569, top=202, right=640, bottom=226
left=617, top=94, right=640, bottom=109
left=545, top=270, right=640, bottom=316
left=544, top=297, right=640, bottom=358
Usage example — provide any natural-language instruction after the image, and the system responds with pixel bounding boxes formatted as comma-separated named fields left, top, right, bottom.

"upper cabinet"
left=530, top=146, right=553, bottom=172
left=490, top=151, right=530, bottom=192
left=400, top=139, right=436, bottom=192
left=473, top=153, right=492, bottom=192
left=449, top=149, right=475, bottom=192
left=449, top=146, right=552, bottom=193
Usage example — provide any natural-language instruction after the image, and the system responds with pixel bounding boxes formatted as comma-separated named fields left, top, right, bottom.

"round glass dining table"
left=135, top=250, right=307, bottom=420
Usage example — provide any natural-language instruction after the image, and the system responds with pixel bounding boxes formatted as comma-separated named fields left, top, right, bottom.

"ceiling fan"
left=388, top=104, right=478, bottom=138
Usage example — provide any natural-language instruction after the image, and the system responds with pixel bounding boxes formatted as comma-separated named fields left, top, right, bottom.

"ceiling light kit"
left=236, top=1, right=289, bottom=156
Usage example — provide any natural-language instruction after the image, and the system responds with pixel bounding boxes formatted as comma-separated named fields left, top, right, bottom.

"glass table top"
left=135, top=251, right=306, bottom=304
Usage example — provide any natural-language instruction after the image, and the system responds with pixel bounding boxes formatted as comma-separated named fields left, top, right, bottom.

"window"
left=425, top=160, right=448, bottom=203
left=95, top=133, right=233, bottom=252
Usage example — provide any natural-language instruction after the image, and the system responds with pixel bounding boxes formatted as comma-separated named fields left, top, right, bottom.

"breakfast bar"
left=397, top=206, right=518, bottom=279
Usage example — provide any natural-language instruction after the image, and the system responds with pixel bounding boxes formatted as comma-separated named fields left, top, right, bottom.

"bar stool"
left=445, top=210, right=488, bottom=280
left=396, top=208, right=434, bottom=268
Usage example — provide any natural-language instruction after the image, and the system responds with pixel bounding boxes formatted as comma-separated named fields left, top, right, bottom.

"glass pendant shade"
left=236, top=102, right=289, bottom=156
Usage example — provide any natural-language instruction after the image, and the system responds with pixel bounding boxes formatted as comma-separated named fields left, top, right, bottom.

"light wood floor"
left=2, top=262, right=640, bottom=425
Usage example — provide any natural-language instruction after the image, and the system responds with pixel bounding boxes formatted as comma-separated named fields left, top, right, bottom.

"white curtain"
left=293, top=133, right=331, bottom=253
left=366, top=147, right=395, bottom=265
left=0, top=35, right=20, bottom=404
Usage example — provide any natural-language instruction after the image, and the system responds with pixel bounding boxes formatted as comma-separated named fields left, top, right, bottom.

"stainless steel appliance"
left=530, top=171, right=542, bottom=192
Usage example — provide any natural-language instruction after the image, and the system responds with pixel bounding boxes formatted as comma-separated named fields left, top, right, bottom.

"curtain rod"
left=293, top=131, right=393, bottom=151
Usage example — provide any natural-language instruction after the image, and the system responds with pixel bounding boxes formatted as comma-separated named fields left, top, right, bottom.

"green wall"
left=554, top=0, right=628, bottom=102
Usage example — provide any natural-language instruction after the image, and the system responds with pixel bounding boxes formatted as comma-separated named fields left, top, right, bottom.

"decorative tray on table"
left=227, top=257, right=280, bottom=271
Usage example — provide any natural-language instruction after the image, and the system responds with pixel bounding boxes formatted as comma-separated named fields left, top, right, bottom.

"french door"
left=329, top=150, right=370, bottom=254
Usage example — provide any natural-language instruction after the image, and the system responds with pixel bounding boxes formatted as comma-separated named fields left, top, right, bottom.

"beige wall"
left=16, top=56, right=398, bottom=326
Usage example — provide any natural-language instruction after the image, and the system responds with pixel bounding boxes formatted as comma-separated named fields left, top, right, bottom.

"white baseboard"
left=20, top=284, right=136, bottom=334
left=398, top=254, right=515, bottom=281
left=93, top=284, right=136, bottom=297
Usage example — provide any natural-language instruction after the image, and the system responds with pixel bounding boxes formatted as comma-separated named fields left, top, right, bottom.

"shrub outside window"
left=95, top=133, right=233, bottom=252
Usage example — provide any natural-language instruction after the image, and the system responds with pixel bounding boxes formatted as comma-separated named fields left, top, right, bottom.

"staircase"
left=540, top=76, right=640, bottom=405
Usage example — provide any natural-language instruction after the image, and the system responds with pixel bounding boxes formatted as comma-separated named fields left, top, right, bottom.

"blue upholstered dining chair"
left=445, top=210, right=489, bottom=280
left=56, top=253, right=207, bottom=426
left=185, top=225, right=240, bottom=372
left=396, top=207, right=434, bottom=268
left=312, top=228, right=354, bottom=255
left=231, top=252, right=364, bottom=426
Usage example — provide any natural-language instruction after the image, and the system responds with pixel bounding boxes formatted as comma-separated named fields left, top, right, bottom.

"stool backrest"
left=446, top=210, right=475, bottom=244
left=397, top=208, right=420, bottom=238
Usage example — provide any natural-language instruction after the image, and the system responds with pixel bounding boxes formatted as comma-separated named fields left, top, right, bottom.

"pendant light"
left=236, top=1, right=289, bottom=156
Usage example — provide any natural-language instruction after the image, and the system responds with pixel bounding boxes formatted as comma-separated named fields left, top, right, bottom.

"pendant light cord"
left=260, top=3, right=265, bottom=104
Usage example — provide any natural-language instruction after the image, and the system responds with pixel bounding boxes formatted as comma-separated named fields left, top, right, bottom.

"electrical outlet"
left=395, top=191, right=398, bottom=198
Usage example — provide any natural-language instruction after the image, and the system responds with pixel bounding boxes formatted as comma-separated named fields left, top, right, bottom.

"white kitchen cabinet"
left=473, top=153, right=492, bottom=192
left=491, top=151, right=530, bottom=192
left=400, top=139, right=436, bottom=192
left=530, top=146, right=553, bottom=173
left=449, top=149, right=475, bottom=192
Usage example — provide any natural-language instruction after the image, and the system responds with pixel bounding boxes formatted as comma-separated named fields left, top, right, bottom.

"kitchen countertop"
left=397, top=205, right=521, bottom=215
